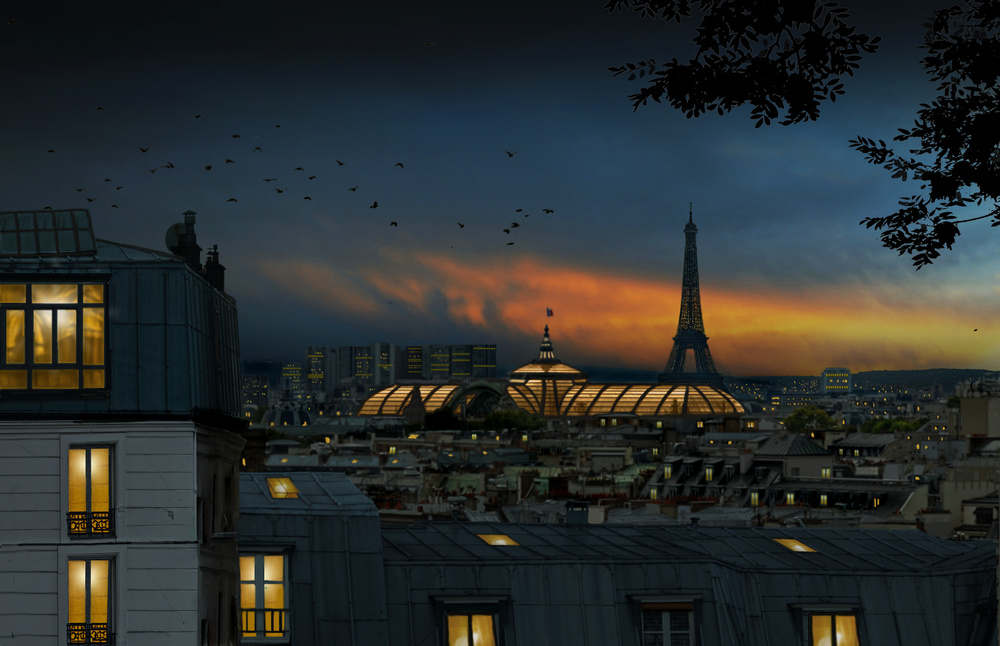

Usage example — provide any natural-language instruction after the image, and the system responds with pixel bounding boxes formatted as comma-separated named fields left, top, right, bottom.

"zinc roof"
left=240, top=472, right=377, bottom=515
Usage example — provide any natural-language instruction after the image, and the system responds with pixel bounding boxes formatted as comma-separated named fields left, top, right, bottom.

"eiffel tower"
left=659, top=207, right=724, bottom=387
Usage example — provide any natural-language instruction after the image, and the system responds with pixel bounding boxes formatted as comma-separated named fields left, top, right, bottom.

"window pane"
left=83, top=284, right=103, bottom=304
left=0, top=370, right=26, bottom=389
left=32, top=369, right=78, bottom=389
left=6, top=310, right=24, bottom=363
left=68, top=448, right=87, bottom=513
left=835, top=615, right=859, bottom=646
left=32, top=284, right=77, bottom=304
left=239, top=556, right=255, bottom=582
left=89, top=560, right=109, bottom=624
left=448, top=615, right=470, bottom=646
left=263, top=555, right=284, bottom=581
left=812, top=615, right=833, bottom=646
left=90, top=448, right=110, bottom=513
left=471, top=615, right=496, bottom=646
left=68, top=560, right=87, bottom=623
left=33, top=310, right=52, bottom=363
left=57, top=310, right=77, bottom=363
left=83, top=309, right=104, bottom=365
left=240, top=583, right=257, bottom=636
left=83, top=369, right=104, bottom=389
left=0, top=284, right=26, bottom=304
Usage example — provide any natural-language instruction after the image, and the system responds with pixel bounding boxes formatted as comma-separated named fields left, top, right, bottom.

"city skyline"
left=4, top=1, right=998, bottom=375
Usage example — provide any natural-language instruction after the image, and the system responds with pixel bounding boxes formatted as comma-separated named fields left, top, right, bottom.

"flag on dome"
left=546, top=308, right=553, bottom=317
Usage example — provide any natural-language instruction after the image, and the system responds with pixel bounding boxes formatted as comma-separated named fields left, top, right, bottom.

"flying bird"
left=506, top=242, right=514, bottom=246
left=205, top=165, right=212, bottom=171
left=160, top=162, right=174, bottom=169
left=303, top=196, right=312, bottom=200
left=231, top=134, right=240, bottom=138
left=226, top=198, right=238, bottom=202
left=422, top=42, right=436, bottom=46
left=103, top=178, right=112, bottom=183
left=510, top=222, right=520, bottom=228
left=115, top=186, right=123, bottom=190
left=75, top=188, right=86, bottom=192
left=336, top=160, right=345, bottom=166
left=86, top=197, right=96, bottom=203
left=263, top=178, right=277, bottom=182
left=309, top=175, right=316, bottom=180
left=148, top=169, right=156, bottom=174
left=253, top=147, right=262, bottom=153
left=194, top=115, right=202, bottom=118
left=348, top=185, right=359, bottom=192
left=390, top=221, right=398, bottom=227
left=505, top=150, right=516, bottom=157
left=274, top=124, right=281, bottom=128
left=370, top=201, right=378, bottom=209
left=503, top=229, right=510, bottom=234
left=275, top=188, right=285, bottom=194
left=542, top=208, right=554, bottom=213
left=293, top=167, right=305, bottom=171
left=95, top=107, right=105, bottom=112
left=139, top=147, right=149, bottom=153
left=110, top=204, right=118, bottom=208
left=47, top=149, right=55, bottom=153
left=225, top=159, right=236, bottom=164
left=457, top=222, right=465, bottom=228
left=394, top=162, right=404, bottom=168
left=515, top=208, right=523, bottom=212
left=8, top=19, right=18, bottom=26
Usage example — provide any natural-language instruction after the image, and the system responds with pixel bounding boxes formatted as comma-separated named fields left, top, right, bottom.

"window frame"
left=631, top=595, right=700, bottom=646
left=66, top=556, right=114, bottom=646
left=0, top=279, right=109, bottom=393
left=67, top=445, right=115, bottom=539
left=794, top=604, right=863, bottom=646
left=435, top=596, right=505, bottom=646
left=239, top=551, right=291, bottom=643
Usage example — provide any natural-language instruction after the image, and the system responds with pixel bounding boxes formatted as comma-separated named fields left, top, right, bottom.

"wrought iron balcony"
left=241, top=608, right=288, bottom=639
left=67, top=622, right=114, bottom=645
left=66, top=511, right=115, bottom=538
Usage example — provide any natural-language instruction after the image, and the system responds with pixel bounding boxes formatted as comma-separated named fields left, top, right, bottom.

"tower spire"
left=660, top=209, right=724, bottom=387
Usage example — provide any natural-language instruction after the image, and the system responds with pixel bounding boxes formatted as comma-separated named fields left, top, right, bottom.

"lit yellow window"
left=650, top=488, right=658, bottom=500
left=477, top=534, right=519, bottom=546
left=266, top=477, right=299, bottom=499
left=68, top=558, right=112, bottom=643
left=68, top=447, right=113, bottom=537
left=774, top=538, right=817, bottom=552
left=820, top=494, right=828, bottom=506
left=240, top=554, right=288, bottom=639
left=447, top=613, right=497, bottom=646
left=664, top=465, right=672, bottom=480
left=811, top=614, right=859, bottom=646
left=821, top=467, right=831, bottom=478
left=786, top=492, right=795, bottom=505
left=750, top=491, right=759, bottom=507
left=0, top=283, right=105, bottom=390
left=389, top=446, right=396, bottom=455
left=705, top=467, right=713, bottom=482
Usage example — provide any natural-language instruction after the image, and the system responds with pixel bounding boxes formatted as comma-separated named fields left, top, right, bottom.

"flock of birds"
left=40, top=109, right=556, bottom=248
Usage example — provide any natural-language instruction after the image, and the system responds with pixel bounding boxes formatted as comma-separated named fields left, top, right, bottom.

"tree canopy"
left=782, top=404, right=837, bottom=433
left=607, top=0, right=1000, bottom=268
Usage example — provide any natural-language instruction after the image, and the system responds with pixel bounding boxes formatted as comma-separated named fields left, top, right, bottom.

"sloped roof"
left=240, top=472, right=377, bottom=515
left=756, top=433, right=830, bottom=456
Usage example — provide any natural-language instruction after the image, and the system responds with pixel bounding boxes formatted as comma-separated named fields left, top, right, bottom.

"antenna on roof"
left=689, top=202, right=693, bottom=224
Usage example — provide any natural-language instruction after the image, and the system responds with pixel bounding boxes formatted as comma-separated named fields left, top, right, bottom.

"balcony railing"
left=241, top=608, right=288, bottom=639
left=67, top=623, right=114, bottom=645
left=67, top=511, right=115, bottom=538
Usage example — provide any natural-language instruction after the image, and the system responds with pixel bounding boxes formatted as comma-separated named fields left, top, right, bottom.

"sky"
left=4, top=0, right=999, bottom=376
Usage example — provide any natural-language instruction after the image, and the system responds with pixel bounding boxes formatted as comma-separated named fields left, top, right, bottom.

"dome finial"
left=539, top=325, right=555, bottom=360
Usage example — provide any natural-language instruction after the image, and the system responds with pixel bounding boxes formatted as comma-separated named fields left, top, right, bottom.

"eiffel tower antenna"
left=660, top=207, right=724, bottom=387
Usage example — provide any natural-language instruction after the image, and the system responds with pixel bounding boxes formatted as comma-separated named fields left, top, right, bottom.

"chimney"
left=205, top=244, right=226, bottom=292
left=166, top=210, right=203, bottom=271
left=565, top=500, right=590, bottom=525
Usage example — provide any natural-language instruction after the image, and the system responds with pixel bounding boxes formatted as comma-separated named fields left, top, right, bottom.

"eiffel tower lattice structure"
left=659, top=209, right=724, bottom=388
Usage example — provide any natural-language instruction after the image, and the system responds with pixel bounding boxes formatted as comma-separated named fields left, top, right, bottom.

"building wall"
left=0, top=420, right=241, bottom=645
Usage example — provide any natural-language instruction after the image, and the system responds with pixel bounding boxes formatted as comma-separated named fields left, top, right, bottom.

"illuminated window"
left=0, top=282, right=106, bottom=390
left=652, top=447, right=659, bottom=456
left=477, top=534, right=519, bottom=546
left=705, top=467, right=713, bottom=482
left=67, top=446, right=113, bottom=538
left=650, top=488, right=658, bottom=500
left=820, top=494, right=828, bottom=506
left=774, top=538, right=816, bottom=552
left=750, top=491, right=759, bottom=507
left=266, top=477, right=299, bottom=499
left=240, top=554, right=288, bottom=641
left=640, top=603, right=695, bottom=646
left=471, top=433, right=478, bottom=440
left=786, top=492, right=795, bottom=505
left=446, top=611, right=497, bottom=646
left=521, top=433, right=528, bottom=443
left=821, top=467, right=831, bottom=479
left=388, top=446, right=397, bottom=455
left=67, top=557, right=113, bottom=645
left=664, top=465, right=672, bottom=480
left=696, top=421, right=704, bottom=428
left=810, top=614, right=860, bottom=646
left=656, top=421, right=663, bottom=429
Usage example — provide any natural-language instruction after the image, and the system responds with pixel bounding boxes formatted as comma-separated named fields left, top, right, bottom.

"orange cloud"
left=254, top=249, right=1000, bottom=375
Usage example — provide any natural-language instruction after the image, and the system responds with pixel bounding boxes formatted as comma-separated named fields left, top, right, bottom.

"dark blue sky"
left=5, top=1, right=996, bottom=375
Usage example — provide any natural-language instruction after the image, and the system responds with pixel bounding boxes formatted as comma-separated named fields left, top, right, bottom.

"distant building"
left=0, top=209, right=244, bottom=644
left=821, top=367, right=852, bottom=393
left=403, top=345, right=423, bottom=379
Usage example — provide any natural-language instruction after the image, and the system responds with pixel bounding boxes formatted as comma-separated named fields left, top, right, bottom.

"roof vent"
left=565, top=500, right=590, bottom=525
